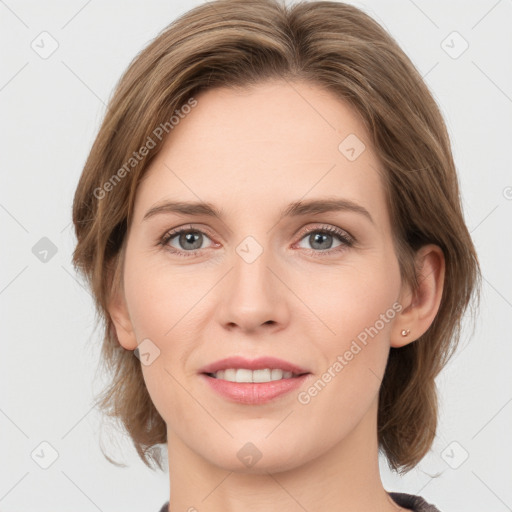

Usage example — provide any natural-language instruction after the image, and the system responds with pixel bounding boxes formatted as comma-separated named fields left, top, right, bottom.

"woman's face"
left=115, top=80, right=408, bottom=473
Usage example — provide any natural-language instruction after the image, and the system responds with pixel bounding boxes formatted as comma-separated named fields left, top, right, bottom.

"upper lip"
left=199, top=356, right=310, bottom=375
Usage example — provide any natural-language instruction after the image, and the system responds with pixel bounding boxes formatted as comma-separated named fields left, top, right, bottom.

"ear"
left=391, top=244, right=445, bottom=348
left=108, top=284, right=138, bottom=351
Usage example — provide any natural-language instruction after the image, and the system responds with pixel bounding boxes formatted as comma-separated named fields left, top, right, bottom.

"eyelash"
left=158, top=223, right=355, bottom=259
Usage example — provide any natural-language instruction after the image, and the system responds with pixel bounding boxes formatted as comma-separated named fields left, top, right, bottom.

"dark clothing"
left=158, top=491, right=441, bottom=511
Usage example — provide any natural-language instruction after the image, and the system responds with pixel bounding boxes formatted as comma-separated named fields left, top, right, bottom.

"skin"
left=109, top=80, right=445, bottom=512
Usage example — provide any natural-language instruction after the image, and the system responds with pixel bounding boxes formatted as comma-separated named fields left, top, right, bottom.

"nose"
left=215, top=239, right=290, bottom=334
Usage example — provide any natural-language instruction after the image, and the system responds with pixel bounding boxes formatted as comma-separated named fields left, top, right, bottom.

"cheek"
left=296, top=253, right=401, bottom=421
left=123, top=248, right=202, bottom=342
left=308, top=254, right=401, bottom=351
left=122, top=258, right=203, bottom=423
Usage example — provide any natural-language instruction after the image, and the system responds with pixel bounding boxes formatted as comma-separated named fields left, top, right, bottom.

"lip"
left=198, top=356, right=310, bottom=375
left=198, top=356, right=312, bottom=405
left=200, top=373, right=311, bottom=405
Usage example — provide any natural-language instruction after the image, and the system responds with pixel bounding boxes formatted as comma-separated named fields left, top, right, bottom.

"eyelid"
left=159, top=223, right=218, bottom=248
left=158, top=222, right=356, bottom=257
left=297, top=224, right=355, bottom=244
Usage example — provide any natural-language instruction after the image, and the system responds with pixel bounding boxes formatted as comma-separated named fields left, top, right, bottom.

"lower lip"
left=200, top=373, right=311, bottom=405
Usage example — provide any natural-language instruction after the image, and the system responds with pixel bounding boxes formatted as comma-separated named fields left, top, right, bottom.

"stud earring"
left=401, top=329, right=410, bottom=337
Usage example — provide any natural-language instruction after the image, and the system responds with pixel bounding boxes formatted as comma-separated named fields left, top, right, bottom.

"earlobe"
left=391, top=244, right=445, bottom=348
left=108, top=289, right=138, bottom=351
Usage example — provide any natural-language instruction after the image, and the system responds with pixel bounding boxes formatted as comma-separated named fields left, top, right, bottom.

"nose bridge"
left=216, top=232, right=288, bottom=330
left=232, top=233, right=276, bottom=306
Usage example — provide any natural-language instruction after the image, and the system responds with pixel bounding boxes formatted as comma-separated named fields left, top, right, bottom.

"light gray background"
left=1, top=0, right=511, bottom=511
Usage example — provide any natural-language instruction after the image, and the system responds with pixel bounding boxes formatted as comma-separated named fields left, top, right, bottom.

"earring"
left=401, top=329, right=410, bottom=337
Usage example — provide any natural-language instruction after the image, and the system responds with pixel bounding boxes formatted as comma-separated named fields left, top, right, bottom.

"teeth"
left=211, top=368, right=295, bottom=383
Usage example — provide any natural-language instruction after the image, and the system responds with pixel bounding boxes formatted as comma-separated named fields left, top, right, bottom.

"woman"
left=72, top=1, right=480, bottom=510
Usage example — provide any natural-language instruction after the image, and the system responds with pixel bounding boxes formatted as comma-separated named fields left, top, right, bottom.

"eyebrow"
left=142, top=197, right=374, bottom=225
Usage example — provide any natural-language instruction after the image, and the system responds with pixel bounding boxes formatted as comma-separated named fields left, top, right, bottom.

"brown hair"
left=72, top=0, right=481, bottom=475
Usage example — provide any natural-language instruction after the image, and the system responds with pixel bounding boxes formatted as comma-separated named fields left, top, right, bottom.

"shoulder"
left=389, top=491, right=443, bottom=512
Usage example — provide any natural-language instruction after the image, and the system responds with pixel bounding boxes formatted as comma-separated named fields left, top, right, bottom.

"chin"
left=195, top=432, right=312, bottom=475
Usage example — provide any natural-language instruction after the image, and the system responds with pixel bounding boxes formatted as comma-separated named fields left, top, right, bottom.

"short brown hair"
left=72, top=0, right=481, bottom=474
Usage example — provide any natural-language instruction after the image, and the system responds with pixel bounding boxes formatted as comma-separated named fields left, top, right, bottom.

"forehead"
left=133, top=80, right=388, bottom=227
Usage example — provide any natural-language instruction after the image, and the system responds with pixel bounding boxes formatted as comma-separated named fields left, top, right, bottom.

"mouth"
left=199, top=355, right=310, bottom=376
left=200, top=368, right=312, bottom=406
left=204, top=368, right=308, bottom=382
left=198, top=357, right=312, bottom=405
